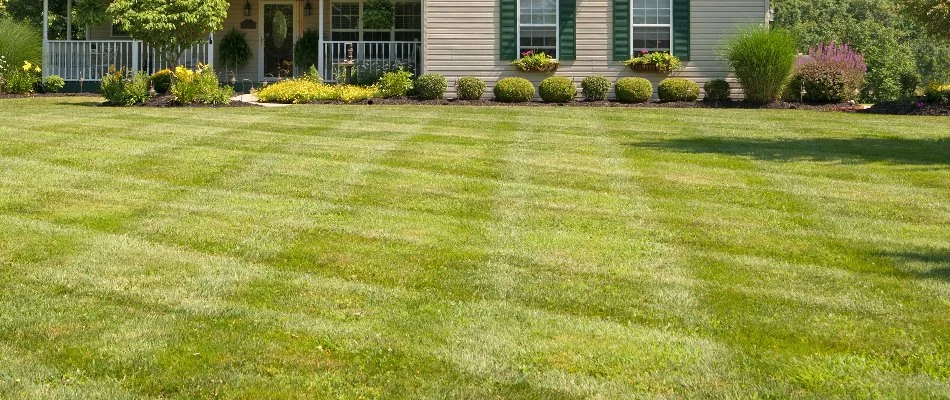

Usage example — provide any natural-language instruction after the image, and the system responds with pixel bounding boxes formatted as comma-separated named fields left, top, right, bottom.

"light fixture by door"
left=244, top=0, right=252, bottom=16
left=304, top=0, right=313, bottom=16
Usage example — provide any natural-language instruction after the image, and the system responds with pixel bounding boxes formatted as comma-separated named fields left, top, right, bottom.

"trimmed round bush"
left=704, top=79, right=731, bottom=102
left=43, top=75, right=66, bottom=93
left=456, top=76, right=485, bottom=100
left=415, top=73, right=447, bottom=100
left=493, top=77, right=535, bottom=102
left=538, top=76, right=576, bottom=103
left=658, top=78, right=700, bottom=102
left=581, top=76, right=611, bottom=101
left=150, top=69, right=172, bottom=94
left=615, top=77, right=653, bottom=103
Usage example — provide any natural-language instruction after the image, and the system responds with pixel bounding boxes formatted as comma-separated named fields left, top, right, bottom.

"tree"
left=108, top=0, right=228, bottom=67
left=899, top=0, right=950, bottom=41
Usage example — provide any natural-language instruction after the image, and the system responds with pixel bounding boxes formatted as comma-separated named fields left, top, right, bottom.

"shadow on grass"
left=636, top=137, right=950, bottom=165
left=881, top=250, right=950, bottom=282
left=54, top=101, right=104, bottom=107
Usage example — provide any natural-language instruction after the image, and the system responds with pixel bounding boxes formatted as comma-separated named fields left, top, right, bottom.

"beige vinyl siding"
left=424, top=0, right=770, bottom=99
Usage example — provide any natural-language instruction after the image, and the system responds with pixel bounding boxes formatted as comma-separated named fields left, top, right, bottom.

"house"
left=41, top=0, right=770, bottom=97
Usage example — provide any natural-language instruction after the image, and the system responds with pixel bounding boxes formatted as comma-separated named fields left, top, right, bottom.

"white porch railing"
left=321, top=41, right=421, bottom=83
left=45, top=39, right=213, bottom=81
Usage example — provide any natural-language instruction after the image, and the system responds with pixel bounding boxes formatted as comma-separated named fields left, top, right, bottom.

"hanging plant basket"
left=362, top=0, right=396, bottom=30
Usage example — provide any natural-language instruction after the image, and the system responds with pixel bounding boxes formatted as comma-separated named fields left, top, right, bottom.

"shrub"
left=581, top=76, right=611, bottom=101
left=255, top=79, right=379, bottom=104
left=456, top=76, right=485, bottom=100
left=924, top=82, right=950, bottom=104
left=0, top=19, right=41, bottom=69
left=493, top=77, right=535, bottom=102
left=725, top=26, right=798, bottom=104
left=704, top=79, right=731, bottom=102
left=657, top=78, right=700, bottom=102
left=899, top=72, right=920, bottom=99
left=538, top=76, right=576, bottom=103
left=782, top=74, right=805, bottom=102
left=43, top=75, right=65, bottom=93
left=302, top=65, right=322, bottom=83
left=615, top=77, right=653, bottom=103
left=170, top=64, right=228, bottom=104
left=101, top=68, right=150, bottom=105
left=293, top=29, right=320, bottom=70
left=377, top=68, right=413, bottom=98
left=415, top=73, right=447, bottom=100
left=150, top=69, right=172, bottom=94
left=5, top=61, right=41, bottom=94
left=256, top=79, right=336, bottom=103
left=220, top=28, right=252, bottom=73
left=794, top=42, right=866, bottom=103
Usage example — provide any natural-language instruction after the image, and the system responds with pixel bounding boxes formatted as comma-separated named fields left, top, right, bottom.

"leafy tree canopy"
left=899, top=0, right=950, bottom=41
left=773, top=0, right=950, bottom=100
left=108, top=0, right=228, bottom=66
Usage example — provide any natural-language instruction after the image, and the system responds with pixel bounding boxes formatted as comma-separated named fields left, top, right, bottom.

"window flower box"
left=624, top=50, right=682, bottom=74
left=512, top=51, right=560, bottom=73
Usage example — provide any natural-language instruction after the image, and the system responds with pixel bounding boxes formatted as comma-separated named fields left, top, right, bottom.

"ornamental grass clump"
left=793, top=42, right=867, bottom=103
left=538, top=76, right=576, bottom=103
left=581, top=76, right=611, bottom=101
left=456, top=76, right=485, bottom=100
left=658, top=78, right=700, bottom=102
left=725, top=26, right=798, bottom=104
left=615, top=77, right=653, bottom=103
left=493, top=77, right=535, bottom=102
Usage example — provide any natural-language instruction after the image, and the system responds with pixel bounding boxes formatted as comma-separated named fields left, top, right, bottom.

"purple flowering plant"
left=794, top=42, right=867, bottom=103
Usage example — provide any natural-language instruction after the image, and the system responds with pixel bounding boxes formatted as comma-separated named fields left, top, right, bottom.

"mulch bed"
left=859, top=101, right=950, bottom=116
left=0, top=92, right=100, bottom=99
left=138, top=95, right=259, bottom=108
left=329, top=97, right=862, bottom=111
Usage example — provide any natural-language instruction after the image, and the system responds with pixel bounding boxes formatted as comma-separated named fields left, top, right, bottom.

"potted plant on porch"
left=624, top=50, right=682, bottom=74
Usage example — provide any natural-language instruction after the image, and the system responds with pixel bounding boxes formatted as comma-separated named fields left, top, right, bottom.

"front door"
left=260, top=1, right=296, bottom=81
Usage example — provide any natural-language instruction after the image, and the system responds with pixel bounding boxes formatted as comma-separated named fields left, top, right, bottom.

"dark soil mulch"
left=859, top=101, right=950, bottom=116
left=329, top=97, right=858, bottom=111
left=0, top=92, right=100, bottom=99
left=136, top=95, right=259, bottom=108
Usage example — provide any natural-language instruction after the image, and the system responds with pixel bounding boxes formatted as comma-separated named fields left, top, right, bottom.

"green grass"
left=0, top=97, right=948, bottom=399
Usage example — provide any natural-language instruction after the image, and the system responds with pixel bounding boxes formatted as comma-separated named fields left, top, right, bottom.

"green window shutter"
left=613, top=0, right=630, bottom=61
left=558, top=0, right=576, bottom=60
left=500, top=0, right=518, bottom=60
left=672, top=0, right=690, bottom=61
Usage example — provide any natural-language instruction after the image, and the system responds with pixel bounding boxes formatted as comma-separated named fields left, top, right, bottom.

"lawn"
left=0, top=97, right=948, bottom=399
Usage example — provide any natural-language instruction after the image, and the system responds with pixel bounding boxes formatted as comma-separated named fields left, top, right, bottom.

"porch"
left=40, top=0, right=423, bottom=83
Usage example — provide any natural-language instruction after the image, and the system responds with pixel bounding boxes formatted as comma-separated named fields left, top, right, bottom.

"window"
left=331, top=2, right=360, bottom=41
left=519, top=0, right=557, bottom=58
left=330, top=0, right=421, bottom=42
left=631, top=0, right=672, bottom=52
left=394, top=1, right=422, bottom=41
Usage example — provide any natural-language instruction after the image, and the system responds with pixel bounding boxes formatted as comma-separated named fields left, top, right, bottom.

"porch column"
left=42, top=0, right=49, bottom=77
left=318, top=0, right=324, bottom=78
